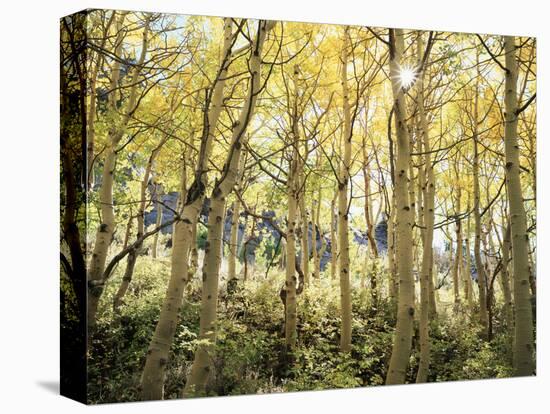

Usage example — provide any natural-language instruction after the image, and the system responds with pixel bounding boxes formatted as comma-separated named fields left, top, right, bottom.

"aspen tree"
left=428, top=140, right=438, bottom=318
left=299, top=196, right=310, bottom=286
left=338, top=26, right=352, bottom=352
left=330, top=191, right=338, bottom=280
left=113, top=137, right=167, bottom=311
left=386, top=28, right=415, bottom=385
left=503, top=35, right=535, bottom=376
left=428, top=263, right=437, bottom=318
left=452, top=185, right=463, bottom=305
left=227, top=199, right=241, bottom=290
left=472, top=60, right=489, bottom=336
left=242, top=214, right=257, bottom=282
left=88, top=15, right=149, bottom=329
left=362, top=137, right=378, bottom=258
left=183, top=20, right=275, bottom=396
left=189, top=223, right=199, bottom=281
left=284, top=63, right=301, bottom=349
left=311, top=197, right=318, bottom=280
left=408, top=164, right=417, bottom=287
left=152, top=183, right=163, bottom=259
left=285, top=143, right=299, bottom=348
left=141, top=19, right=236, bottom=400
left=387, top=201, right=397, bottom=300
left=473, top=138, right=489, bottom=335
left=415, top=31, right=434, bottom=383
left=122, top=215, right=133, bottom=250
left=319, top=232, right=327, bottom=270
left=299, top=149, right=310, bottom=286
left=500, top=222, right=513, bottom=335
left=364, top=157, right=379, bottom=299
left=463, top=209, right=475, bottom=312
left=85, top=11, right=115, bottom=190
left=312, top=183, right=322, bottom=280
left=227, top=154, right=246, bottom=293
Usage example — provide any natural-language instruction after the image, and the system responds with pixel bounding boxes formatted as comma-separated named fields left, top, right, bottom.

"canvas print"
left=60, top=8, right=537, bottom=404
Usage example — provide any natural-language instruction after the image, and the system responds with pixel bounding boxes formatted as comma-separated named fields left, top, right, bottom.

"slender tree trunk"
left=528, top=253, right=536, bottom=297
left=338, top=26, right=352, bottom=353
left=463, top=214, right=475, bottom=312
left=387, top=198, right=398, bottom=301
left=242, top=216, right=257, bottom=282
left=386, top=28, right=415, bottom=385
left=85, top=12, right=115, bottom=190
left=189, top=223, right=199, bottom=281
left=416, top=32, right=434, bottom=383
left=501, top=221, right=513, bottom=359
left=281, top=61, right=303, bottom=349
left=88, top=16, right=149, bottom=330
left=114, top=220, right=138, bottom=312
left=140, top=19, right=235, bottom=400
left=472, top=62, right=489, bottom=337
left=452, top=188, right=463, bottom=306
left=408, top=163, right=417, bottom=301
left=114, top=138, right=167, bottom=310
left=473, top=147, right=489, bottom=335
left=285, top=157, right=299, bottom=349
left=330, top=191, right=338, bottom=280
left=183, top=20, right=274, bottom=397
left=227, top=200, right=241, bottom=291
left=503, top=35, right=535, bottom=376
left=319, top=233, right=327, bottom=271
left=299, top=197, right=309, bottom=286
left=312, top=184, right=322, bottom=280
left=152, top=184, right=163, bottom=259
left=122, top=214, right=133, bottom=250
left=312, top=198, right=318, bottom=281
left=362, top=138, right=379, bottom=299
left=454, top=221, right=463, bottom=305
left=428, top=261, right=437, bottom=317
left=483, top=216, right=496, bottom=291
left=362, top=143, right=378, bottom=258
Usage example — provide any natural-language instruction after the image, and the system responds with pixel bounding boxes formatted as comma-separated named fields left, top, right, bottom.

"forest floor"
left=88, top=250, right=514, bottom=403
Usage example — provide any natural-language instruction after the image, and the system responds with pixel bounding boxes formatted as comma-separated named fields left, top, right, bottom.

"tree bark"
left=363, top=152, right=378, bottom=258
left=312, top=183, right=322, bottom=280
left=330, top=191, right=338, bottom=280
left=501, top=220, right=513, bottom=359
left=387, top=197, right=398, bottom=302
left=113, top=138, right=167, bottom=311
left=84, top=12, right=115, bottom=190
left=386, top=28, right=415, bottom=385
left=415, top=32, right=434, bottom=383
left=152, top=184, right=163, bottom=259
left=473, top=140, right=489, bottom=336
left=299, top=198, right=309, bottom=287
left=503, top=35, right=535, bottom=376
left=463, top=214, right=475, bottom=312
left=338, top=26, right=352, bottom=353
left=452, top=187, right=463, bottom=306
left=472, top=60, right=489, bottom=337
left=285, top=154, right=299, bottom=349
left=227, top=200, right=241, bottom=291
left=140, top=18, right=235, bottom=401
left=183, top=20, right=275, bottom=397
left=88, top=15, right=149, bottom=330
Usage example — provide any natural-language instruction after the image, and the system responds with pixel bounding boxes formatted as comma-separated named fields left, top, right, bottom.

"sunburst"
left=397, top=64, right=418, bottom=89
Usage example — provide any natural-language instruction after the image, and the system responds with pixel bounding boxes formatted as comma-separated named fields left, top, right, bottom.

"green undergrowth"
left=87, top=255, right=515, bottom=403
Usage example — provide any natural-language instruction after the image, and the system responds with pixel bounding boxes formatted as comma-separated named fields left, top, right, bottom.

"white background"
left=0, top=0, right=547, bottom=412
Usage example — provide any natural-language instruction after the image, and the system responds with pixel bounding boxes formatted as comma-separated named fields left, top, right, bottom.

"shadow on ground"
left=37, top=381, right=59, bottom=395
